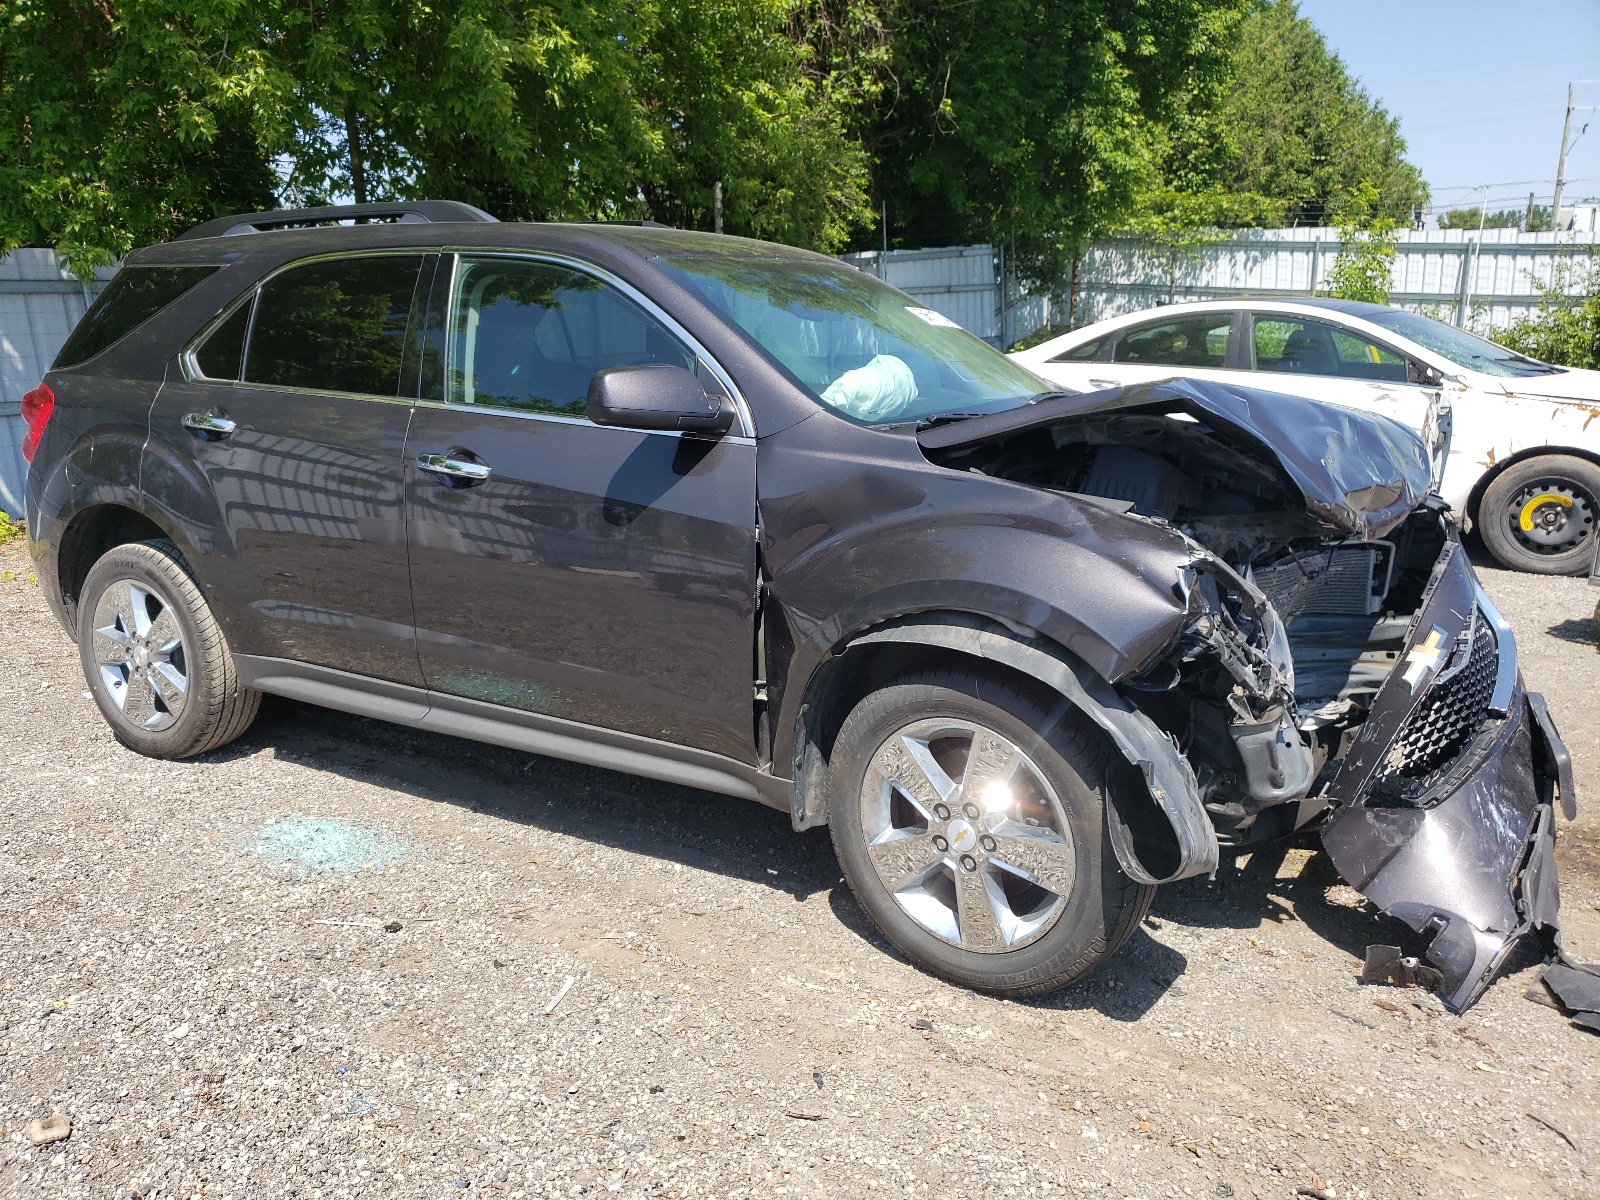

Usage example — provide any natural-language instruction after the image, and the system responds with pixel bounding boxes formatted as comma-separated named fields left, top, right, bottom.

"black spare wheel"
left=827, top=667, right=1154, bottom=997
left=77, top=539, right=260, bottom=759
left=1479, top=454, right=1600, bottom=575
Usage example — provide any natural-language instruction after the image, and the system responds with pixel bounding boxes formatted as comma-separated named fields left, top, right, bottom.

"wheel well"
left=57, top=505, right=170, bottom=622
left=1465, top=445, right=1600, bottom=524
left=789, top=617, right=1069, bottom=828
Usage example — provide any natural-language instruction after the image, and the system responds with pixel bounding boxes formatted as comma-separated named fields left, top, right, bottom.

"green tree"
left=1438, top=206, right=1546, bottom=231
left=1499, top=260, right=1600, bottom=371
left=0, top=0, right=873, bottom=272
left=816, top=0, right=1251, bottom=283
left=0, top=0, right=283, bottom=273
left=1319, top=179, right=1401, bottom=304
left=1152, top=0, right=1427, bottom=231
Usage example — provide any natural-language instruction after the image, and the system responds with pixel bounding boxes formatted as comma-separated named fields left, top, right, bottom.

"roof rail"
left=177, top=201, right=498, bottom=241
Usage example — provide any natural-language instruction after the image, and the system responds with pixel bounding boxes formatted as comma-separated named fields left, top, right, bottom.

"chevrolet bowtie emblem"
left=1402, top=625, right=1450, bottom=692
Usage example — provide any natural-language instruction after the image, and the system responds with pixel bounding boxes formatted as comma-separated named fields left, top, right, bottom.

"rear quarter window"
left=52, top=265, right=220, bottom=369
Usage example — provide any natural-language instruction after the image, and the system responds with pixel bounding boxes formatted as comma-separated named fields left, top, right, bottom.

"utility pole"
left=1552, top=83, right=1574, bottom=230
left=713, top=181, right=723, bottom=235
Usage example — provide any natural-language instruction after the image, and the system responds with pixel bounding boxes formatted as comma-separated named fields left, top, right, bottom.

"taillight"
left=21, top=382, right=55, bottom=463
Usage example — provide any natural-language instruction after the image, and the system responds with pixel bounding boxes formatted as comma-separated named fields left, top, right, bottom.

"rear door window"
left=246, top=255, right=425, bottom=396
left=448, top=257, right=696, bottom=417
left=1111, top=315, right=1232, bottom=367
left=1251, top=315, right=1406, bottom=382
left=53, top=265, right=220, bottom=369
left=1048, top=337, right=1104, bottom=362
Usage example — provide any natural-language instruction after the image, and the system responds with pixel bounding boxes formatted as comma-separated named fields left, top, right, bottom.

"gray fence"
left=845, top=227, right=1600, bottom=350
left=0, top=250, right=112, bottom=516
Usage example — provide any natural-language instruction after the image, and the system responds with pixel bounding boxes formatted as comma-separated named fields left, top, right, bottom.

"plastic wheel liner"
left=1320, top=535, right=1574, bottom=1012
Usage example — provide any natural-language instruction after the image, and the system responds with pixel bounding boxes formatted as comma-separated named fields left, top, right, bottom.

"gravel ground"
left=1, top=535, right=1597, bottom=1200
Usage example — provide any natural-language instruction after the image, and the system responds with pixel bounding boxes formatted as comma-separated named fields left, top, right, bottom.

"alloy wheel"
left=857, top=718, right=1076, bottom=953
left=92, top=579, right=189, bottom=732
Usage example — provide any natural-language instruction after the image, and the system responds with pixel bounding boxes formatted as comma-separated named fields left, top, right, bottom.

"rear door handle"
left=416, top=453, right=492, bottom=485
left=181, top=411, right=237, bottom=437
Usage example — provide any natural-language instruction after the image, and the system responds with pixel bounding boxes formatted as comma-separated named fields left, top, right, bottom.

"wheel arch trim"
left=803, top=613, right=1218, bottom=885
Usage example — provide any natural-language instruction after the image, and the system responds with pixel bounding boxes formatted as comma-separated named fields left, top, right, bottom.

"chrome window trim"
left=437, top=249, right=755, bottom=438
left=179, top=291, right=256, bottom=384
left=178, top=248, right=436, bottom=399
left=410, top=394, right=754, bottom=445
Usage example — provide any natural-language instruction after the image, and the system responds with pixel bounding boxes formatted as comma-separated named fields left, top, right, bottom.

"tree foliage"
left=1163, top=0, right=1426, bottom=228
left=1, top=0, right=1430, bottom=281
left=822, top=0, right=1250, bottom=283
left=0, top=0, right=873, bottom=272
left=1499, top=260, right=1600, bottom=371
left=1438, top=206, right=1547, bottom=232
left=1319, top=180, right=1401, bottom=304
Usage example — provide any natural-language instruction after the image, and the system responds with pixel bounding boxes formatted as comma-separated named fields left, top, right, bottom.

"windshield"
left=1362, top=308, right=1561, bottom=377
left=655, top=249, right=1051, bottom=422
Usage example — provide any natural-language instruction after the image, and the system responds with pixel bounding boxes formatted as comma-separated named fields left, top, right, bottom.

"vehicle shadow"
left=1152, top=837, right=1432, bottom=962
left=208, top=697, right=1433, bottom=1022
left=209, top=695, right=842, bottom=904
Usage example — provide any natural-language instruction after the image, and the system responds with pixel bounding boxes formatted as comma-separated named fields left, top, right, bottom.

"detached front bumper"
left=1323, top=689, right=1569, bottom=1011
left=1319, top=532, right=1574, bottom=1012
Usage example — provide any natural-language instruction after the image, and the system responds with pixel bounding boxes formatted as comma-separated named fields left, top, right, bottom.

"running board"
left=234, top=656, right=792, bottom=812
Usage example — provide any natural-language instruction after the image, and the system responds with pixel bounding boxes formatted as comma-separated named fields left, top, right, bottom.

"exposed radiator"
left=1250, top=544, right=1392, bottom=619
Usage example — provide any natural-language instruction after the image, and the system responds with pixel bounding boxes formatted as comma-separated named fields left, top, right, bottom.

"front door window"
left=1251, top=316, right=1406, bottom=382
left=449, top=259, right=697, bottom=417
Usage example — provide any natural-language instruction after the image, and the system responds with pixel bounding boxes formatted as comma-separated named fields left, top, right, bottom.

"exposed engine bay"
left=924, top=402, right=1450, bottom=846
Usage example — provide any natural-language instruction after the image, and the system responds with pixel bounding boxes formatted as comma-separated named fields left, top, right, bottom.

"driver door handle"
left=181, top=411, right=237, bottom=437
left=417, top=453, right=493, bottom=484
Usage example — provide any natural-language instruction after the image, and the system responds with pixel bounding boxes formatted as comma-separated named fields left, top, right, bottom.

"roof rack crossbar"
left=177, top=201, right=498, bottom=241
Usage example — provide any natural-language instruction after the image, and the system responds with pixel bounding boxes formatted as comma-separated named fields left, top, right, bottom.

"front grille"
left=1369, top=613, right=1498, bottom=802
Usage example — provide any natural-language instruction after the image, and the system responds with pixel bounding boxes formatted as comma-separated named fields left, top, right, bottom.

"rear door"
left=152, top=252, right=431, bottom=684
left=404, top=254, right=759, bottom=762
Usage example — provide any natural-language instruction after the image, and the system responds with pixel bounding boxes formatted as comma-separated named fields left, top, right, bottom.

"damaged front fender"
left=847, top=617, right=1220, bottom=885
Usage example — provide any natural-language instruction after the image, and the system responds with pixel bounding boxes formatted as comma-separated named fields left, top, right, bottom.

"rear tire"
left=827, top=667, right=1154, bottom=997
left=77, top=539, right=259, bottom=759
left=1478, top=455, right=1600, bottom=575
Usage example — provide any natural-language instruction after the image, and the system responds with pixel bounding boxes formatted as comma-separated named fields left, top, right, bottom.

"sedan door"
left=151, top=253, right=432, bottom=685
left=404, top=255, right=759, bottom=763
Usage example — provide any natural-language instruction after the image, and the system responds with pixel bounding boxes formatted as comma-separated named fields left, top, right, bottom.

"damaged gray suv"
left=24, top=202, right=1574, bottom=1013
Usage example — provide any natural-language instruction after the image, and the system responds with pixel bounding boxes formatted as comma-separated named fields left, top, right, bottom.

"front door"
left=404, top=255, right=759, bottom=763
left=1244, top=311, right=1440, bottom=432
left=151, top=253, right=431, bottom=684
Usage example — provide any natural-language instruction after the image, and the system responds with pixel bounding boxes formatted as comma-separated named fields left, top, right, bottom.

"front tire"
left=827, top=668, right=1154, bottom=997
left=78, top=539, right=260, bottom=759
left=1478, top=455, right=1600, bottom=575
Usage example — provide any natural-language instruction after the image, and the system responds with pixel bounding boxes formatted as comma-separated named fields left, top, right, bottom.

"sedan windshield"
left=1362, top=309, right=1561, bottom=377
left=655, top=248, right=1050, bottom=423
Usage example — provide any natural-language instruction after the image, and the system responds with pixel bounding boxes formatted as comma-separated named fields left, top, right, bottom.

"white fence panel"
left=840, top=229, right=1598, bottom=356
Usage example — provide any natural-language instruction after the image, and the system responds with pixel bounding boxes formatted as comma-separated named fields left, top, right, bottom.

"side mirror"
left=1408, top=360, right=1445, bottom=389
left=586, top=364, right=733, bottom=434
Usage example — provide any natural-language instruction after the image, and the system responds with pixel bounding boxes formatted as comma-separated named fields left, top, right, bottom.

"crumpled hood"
left=918, top=378, right=1434, bottom=540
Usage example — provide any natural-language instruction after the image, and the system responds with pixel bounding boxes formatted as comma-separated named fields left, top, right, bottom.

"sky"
left=1296, top=0, right=1600, bottom=221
